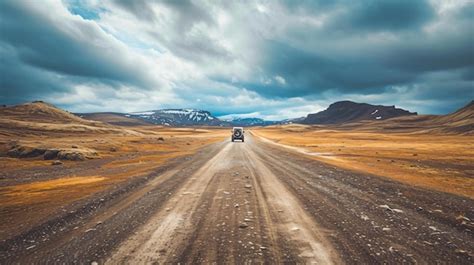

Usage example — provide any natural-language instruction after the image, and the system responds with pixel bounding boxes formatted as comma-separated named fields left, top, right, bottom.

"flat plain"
left=0, top=102, right=472, bottom=264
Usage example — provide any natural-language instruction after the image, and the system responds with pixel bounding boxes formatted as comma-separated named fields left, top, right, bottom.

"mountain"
left=420, top=100, right=473, bottom=134
left=280, top=116, right=305, bottom=125
left=336, top=100, right=473, bottom=134
left=0, top=101, right=95, bottom=125
left=431, top=100, right=473, bottom=129
left=127, top=109, right=226, bottom=126
left=228, top=117, right=277, bottom=126
left=301, top=101, right=417, bottom=124
left=0, top=101, right=138, bottom=137
left=77, top=112, right=151, bottom=126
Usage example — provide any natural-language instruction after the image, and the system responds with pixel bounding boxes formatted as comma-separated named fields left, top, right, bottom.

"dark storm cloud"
left=255, top=41, right=414, bottom=98
left=0, top=44, right=71, bottom=104
left=240, top=0, right=474, bottom=109
left=113, top=0, right=213, bottom=27
left=0, top=0, right=472, bottom=116
left=0, top=1, right=156, bottom=99
left=282, top=0, right=434, bottom=31
left=112, top=0, right=227, bottom=63
left=346, top=0, right=434, bottom=31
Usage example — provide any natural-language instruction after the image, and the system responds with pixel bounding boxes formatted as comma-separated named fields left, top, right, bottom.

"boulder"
left=7, top=146, right=46, bottom=158
left=43, top=150, right=60, bottom=160
left=57, top=151, right=86, bottom=161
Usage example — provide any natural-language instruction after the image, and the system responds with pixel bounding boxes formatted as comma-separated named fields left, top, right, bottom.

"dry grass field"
left=1, top=102, right=473, bottom=264
left=253, top=124, right=474, bottom=199
left=0, top=102, right=227, bottom=240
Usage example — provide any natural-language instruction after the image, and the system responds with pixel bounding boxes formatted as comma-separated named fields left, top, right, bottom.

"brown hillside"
left=79, top=112, right=151, bottom=126
left=0, top=101, right=144, bottom=137
left=336, top=100, right=473, bottom=134
left=0, top=101, right=93, bottom=124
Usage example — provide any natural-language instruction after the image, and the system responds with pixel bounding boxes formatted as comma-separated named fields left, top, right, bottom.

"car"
left=231, top=127, right=244, bottom=142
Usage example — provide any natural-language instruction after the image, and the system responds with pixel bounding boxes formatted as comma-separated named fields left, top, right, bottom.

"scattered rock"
left=382, top=227, right=391, bottom=231
left=7, top=146, right=46, bottom=158
left=57, top=151, right=86, bottom=161
left=157, top=137, right=165, bottom=141
left=51, top=160, right=63, bottom=166
left=455, top=249, right=468, bottom=255
left=244, top=184, right=252, bottom=189
left=43, top=149, right=60, bottom=160
left=416, top=207, right=424, bottom=212
left=239, top=223, right=249, bottom=228
left=234, top=203, right=240, bottom=208
left=379, top=205, right=393, bottom=211
left=379, top=204, right=403, bottom=213
left=110, top=147, right=117, bottom=152
left=91, top=261, right=99, bottom=265
left=456, top=215, right=470, bottom=222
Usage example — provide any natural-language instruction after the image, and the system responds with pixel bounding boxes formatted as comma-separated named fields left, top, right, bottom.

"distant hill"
left=0, top=101, right=141, bottom=137
left=127, top=109, right=227, bottom=126
left=280, top=116, right=305, bottom=125
left=77, top=112, right=151, bottom=126
left=226, top=117, right=277, bottom=127
left=0, top=101, right=95, bottom=125
left=81, top=109, right=281, bottom=127
left=429, top=100, right=474, bottom=133
left=335, top=100, right=473, bottom=134
left=301, top=101, right=417, bottom=124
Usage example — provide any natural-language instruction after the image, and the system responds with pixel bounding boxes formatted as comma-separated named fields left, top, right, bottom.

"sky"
left=0, top=0, right=473, bottom=120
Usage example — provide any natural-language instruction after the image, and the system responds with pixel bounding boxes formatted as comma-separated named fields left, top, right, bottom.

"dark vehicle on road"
left=231, top=127, right=244, bottom=142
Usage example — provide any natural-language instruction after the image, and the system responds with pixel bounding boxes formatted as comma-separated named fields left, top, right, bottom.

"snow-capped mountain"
left=279, top=116, right=306, bottom=124
left=127, top=109, right=226, bottom=126
left=227, top=117, right=277, bottom=126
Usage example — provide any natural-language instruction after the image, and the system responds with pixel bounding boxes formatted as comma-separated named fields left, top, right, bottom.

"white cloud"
left=274, top=75, right=286, bottom=85
left=1, top=0, right=472, bottom=119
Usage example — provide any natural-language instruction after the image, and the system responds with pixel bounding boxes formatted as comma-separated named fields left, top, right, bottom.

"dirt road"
left=1, top=133, right=473, bottom=264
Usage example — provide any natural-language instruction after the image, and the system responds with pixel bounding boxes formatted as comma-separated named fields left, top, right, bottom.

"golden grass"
left=254, top=127, right=474, bottom=199
left=0, top=126, right=227, bottom=239
left=0, top=176, right=106, bottom=206
left=1, top=129, right=226, bottom=193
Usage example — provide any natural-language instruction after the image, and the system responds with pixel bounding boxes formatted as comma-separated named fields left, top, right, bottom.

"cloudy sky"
left=0, top=0, right=473, bottom=119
